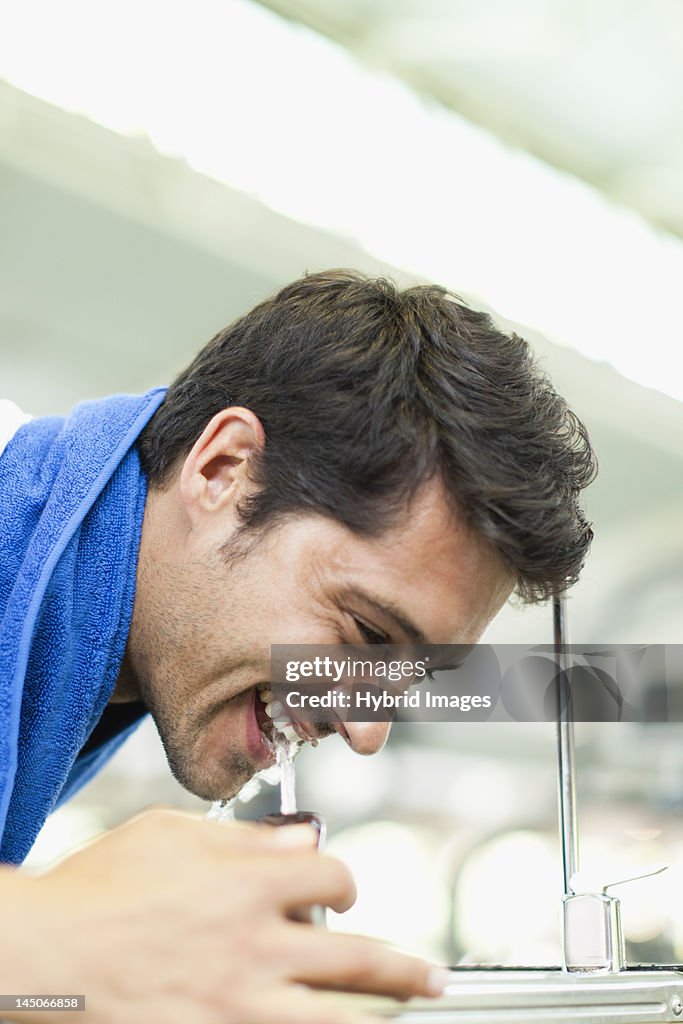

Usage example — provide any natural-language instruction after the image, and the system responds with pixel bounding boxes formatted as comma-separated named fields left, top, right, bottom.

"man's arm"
left=0, top=808, right=448, bottom=1024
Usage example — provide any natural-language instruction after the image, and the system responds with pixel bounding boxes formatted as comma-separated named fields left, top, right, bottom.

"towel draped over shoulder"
left=0, top=389, right=166, bottom=863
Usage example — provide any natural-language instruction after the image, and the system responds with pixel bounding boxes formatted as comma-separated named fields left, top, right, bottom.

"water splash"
left=207, top=798, right=235, bottom=823
left=207, top=736, right=300, bottom=822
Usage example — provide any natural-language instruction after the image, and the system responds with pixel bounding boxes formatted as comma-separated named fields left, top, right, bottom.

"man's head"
left=126, top=270, right=596, bottom=799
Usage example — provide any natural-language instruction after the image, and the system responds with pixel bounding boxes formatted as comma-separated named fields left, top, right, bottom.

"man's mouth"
left=254, top=684, right=319, bottom=746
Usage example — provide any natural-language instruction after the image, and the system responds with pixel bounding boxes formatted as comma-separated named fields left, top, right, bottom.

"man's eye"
left=354, top=619, right=387, bottom=645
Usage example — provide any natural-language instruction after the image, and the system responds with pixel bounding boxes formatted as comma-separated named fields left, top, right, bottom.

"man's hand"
left=2, top=807, right=449, bottom=1023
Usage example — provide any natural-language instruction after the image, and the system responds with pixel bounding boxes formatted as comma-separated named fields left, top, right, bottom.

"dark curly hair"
left=138, top=270, right=597, bottom=602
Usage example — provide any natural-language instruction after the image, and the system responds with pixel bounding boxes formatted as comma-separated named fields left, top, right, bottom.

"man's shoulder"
left=0, top=400, right=33, bottom=460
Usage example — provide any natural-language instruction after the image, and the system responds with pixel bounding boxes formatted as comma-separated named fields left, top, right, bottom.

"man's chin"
left=165, top=751, right=258, bottom=803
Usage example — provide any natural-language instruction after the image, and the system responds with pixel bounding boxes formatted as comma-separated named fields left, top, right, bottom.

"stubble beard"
left=138, top=670, right=257, bottom=801
left=130, top=529, right=269, bottom=801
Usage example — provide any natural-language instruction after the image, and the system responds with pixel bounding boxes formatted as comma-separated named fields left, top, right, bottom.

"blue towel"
left=0, top=388, right=166, bottom=863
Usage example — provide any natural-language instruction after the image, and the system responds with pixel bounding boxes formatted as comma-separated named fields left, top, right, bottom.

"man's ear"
left=178, top=408, right=265, bottom=525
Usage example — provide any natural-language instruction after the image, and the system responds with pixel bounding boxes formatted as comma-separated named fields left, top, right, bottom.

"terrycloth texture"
left=0, top=389, right=166, bottom=863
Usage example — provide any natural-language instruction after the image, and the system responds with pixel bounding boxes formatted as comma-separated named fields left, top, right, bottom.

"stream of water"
left=207, top=734, right=298, bottom=822
left=274, top=735, right=297, bottom=815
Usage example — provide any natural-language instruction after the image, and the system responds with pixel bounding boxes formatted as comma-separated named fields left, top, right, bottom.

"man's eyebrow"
left=339, top=587, right=427, bottom=643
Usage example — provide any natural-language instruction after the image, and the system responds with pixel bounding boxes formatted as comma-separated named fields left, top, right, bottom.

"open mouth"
left=254, top=684, right=318, bottom=746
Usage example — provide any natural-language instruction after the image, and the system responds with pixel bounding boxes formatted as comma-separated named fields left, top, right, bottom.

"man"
left=0, top=270, right=596, bottom=1022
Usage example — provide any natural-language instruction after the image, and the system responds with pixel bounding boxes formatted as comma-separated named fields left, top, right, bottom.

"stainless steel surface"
left=382, top=970, right=683, bottom=1022
left=554, top=594, right=579, bottom=898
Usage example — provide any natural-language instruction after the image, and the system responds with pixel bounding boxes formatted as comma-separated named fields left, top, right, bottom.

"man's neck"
left=110, top=648, right=142, bottom=703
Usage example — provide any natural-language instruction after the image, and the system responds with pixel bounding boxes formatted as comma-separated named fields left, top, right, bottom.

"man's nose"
left=341, top=719, right=392, bottom=755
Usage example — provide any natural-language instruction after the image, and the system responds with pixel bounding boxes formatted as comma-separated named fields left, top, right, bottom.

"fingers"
left=207, top=819, right=320, bottom=852
left=248, top=985, right=384, bottom=1024
left=122, top=809, right=353, bottom=910
left=125, top=806, right=319, bottom=852
left=281, top=930, right=451, bottom=1001
left=259, top=852, right=357, bottom=914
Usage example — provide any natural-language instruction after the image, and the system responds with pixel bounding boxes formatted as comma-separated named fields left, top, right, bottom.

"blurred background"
left=2, top=0, right=682, bottom=969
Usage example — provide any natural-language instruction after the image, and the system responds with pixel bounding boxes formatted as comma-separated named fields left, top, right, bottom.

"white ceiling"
left=255, top=0, right=683, bottom=237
